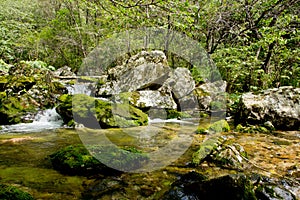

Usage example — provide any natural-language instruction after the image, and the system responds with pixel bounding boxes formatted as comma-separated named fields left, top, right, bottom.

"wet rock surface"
left=163, top=172, right=297, bottom=200
left=236, top=86, right=300, bottom=130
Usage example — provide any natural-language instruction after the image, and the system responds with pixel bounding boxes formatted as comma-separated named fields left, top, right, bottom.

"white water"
left=149, top=118, right=194, bottom=124
left=0, top=108, right=63, bottom=133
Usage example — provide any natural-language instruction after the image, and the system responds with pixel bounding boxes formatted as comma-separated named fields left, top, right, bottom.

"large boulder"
left=95, top=51, right=198, bottom=113
left=159, top=67, right=195, bottom=99
left=96, top=51, right=171, bottom=96
left=56, top=94, right=148, bottom=128
left=236, top=86, right=300, bottom=130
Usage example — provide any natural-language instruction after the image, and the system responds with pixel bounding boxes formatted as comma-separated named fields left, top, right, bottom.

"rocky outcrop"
left=236, top=86, right=300, bottom=130
left=96, top=50, right=197, bottom=113
left=97, top=51, right=170, bottom=96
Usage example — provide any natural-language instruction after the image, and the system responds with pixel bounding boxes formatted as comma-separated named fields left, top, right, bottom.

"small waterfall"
left=0, top=108, right=63, bottom=133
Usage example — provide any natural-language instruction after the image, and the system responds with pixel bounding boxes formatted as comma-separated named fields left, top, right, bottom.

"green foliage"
left=0, top=0, right=298, bottom=90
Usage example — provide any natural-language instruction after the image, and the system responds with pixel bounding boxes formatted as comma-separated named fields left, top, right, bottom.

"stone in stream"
left=56, top=94, right=148, bottom=128
left=162, top=172, right=297, bottom=200
left=236, top=86, right=300, bottom=130
left=49, top=144, right=149, bottom=175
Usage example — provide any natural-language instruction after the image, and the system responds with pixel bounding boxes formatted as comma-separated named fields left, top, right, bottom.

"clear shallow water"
left=0, top=118, right=299, bottom=199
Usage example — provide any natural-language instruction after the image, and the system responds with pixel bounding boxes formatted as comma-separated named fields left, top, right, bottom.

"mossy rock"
left=0, top=96, right=36, bottom=125
left=88, top=145, right=149, bottom=171
left=166, top=109, right=192, bottom=119
left=56, top=94, right=148, bottom=128
left=49, top=144, right=106, bottom=175
left=0, top=184, right=34, bottom=200
left=192, top=135, right=226, bottom=165
left=235, top=124, right=270, bottom=134
left=208, top=120, right=230, bottom=133
left=0, top=62, right=66, bottom=125
left=95, top=98, right=148, bottom=128
left=50, top=144, right=149, bottom=175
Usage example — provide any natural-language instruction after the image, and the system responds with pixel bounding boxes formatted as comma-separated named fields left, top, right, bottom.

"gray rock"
left=194, top=80, right=227, bottom=112
left=236, top=87, right=300, bottom=130
left=97, top=51, right=171, bottom=96
left=127, top=91, right=177, bottom=109
left=53, top=66, right=75, bottom=77
left=159, top=67, right=195, bottom=99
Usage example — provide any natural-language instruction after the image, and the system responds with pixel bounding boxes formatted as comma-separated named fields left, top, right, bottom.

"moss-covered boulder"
left=0, top=61, right=65, bottom=125
left=49, top=144, right=106, bottom=175
left=49, top=144, right=149, bottom=175
left=0, top=184, right=34, bottom=200
left=208, top=119, right=230, bottom=133
left=56, top=94, right=148, bottom=128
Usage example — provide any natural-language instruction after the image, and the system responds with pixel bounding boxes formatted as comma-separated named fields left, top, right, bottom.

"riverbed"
left=0, top=120, right=299, bottom=199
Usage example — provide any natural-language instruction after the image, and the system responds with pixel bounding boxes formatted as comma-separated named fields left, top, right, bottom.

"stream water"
left=0, top=83, right=299, bottom=199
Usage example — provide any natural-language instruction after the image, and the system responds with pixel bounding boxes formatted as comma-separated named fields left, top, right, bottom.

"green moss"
left=50, top=144, right=149, bottom=175
left=210, top=101, right=226, bottom=110
left=56, top=94, right=148, bottom=128
left=195, top=127, right=207, bottom=134
left=66, top=80, right=76, bottom=85
left=49, top=144, right=104, bottom=175
left=208, top=120, right=230, bottom=133
left=89, top=145, right=149, bottom=171
left=166, top=109, right=192, bottom=119
left=235, top=124, right=270, bottom=134
left=0, top=184, right=34, bottom=200
left=192, top=136, right=226, bottom=165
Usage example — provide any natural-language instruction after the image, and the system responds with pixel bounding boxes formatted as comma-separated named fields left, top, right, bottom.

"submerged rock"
left=163, top=172, right=297, bottom=200
left=163, top=173, right=256, bottom=200
left=236, top=87, right=300, bottom=130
